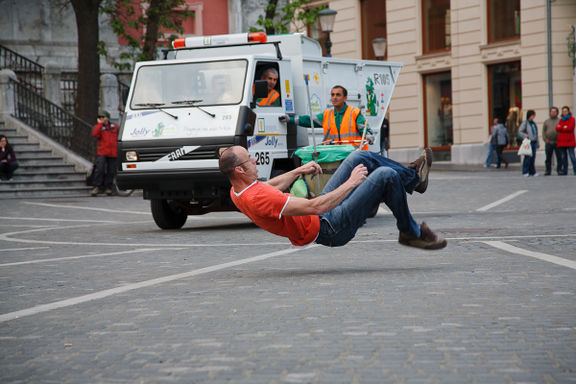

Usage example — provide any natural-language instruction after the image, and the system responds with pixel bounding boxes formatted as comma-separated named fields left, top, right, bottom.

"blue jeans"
left=558, top=146, right=576, bottom=175
left=315, top=151, right=421, bottom=247
left=522, top=141, right=538, bottom=175
left=485, top=143, right=496, bottom=167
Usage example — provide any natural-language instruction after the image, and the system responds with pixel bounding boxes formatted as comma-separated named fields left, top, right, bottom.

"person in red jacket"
left=91, top=110, right=120, bottom=195
left=556, top=106, right=576, bottom=175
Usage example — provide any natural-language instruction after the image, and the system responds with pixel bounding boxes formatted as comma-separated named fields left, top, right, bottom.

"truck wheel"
left=150, top=199, right=187, bottom=229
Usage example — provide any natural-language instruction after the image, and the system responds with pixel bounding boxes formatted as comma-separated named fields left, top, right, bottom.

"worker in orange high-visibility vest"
left=256, top=68, right=281, bottom=107
left=291, top=85, right=372, bottom=150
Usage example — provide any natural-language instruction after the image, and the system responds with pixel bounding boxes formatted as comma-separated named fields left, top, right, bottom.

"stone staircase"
left=0, top=125, right=92, bottom=199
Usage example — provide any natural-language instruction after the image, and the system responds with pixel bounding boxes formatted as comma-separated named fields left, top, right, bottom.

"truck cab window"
left=255, top=64, right=281, bottom=107
left=130, top=60, right=248, bottom=109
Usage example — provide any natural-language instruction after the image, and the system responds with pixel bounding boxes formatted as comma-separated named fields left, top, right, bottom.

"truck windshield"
left=130, top=60, right=247, bottom=109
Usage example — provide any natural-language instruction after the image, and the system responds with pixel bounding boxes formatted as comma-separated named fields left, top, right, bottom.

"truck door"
left=250, top=61, right=290, bottom=180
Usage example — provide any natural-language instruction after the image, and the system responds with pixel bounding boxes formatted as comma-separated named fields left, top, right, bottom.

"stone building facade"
left=309, top=0, right=576, bottom=163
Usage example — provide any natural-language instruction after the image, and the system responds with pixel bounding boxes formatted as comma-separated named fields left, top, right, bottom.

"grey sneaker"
left=408, top=148, right=432, bottom=194
left=91, top=187, right=100, bottom=197
left=398, top=222, right=447, bottom=250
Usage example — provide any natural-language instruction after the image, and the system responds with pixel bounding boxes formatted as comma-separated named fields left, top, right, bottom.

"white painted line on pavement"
left=476, top=190, right=527, bottom=212
left=0, top=224, right=288, bottom=248
left=22, top=202, right=243, bottom=220
left=2, top=216, right=121, bottom=223
left=0, top=247, right=50, bottom=253
left=0, top=248, right=180, bottom=267
left=349, top=233, right=576, bottom=243
left=483, top=240, right=576, bottom=270
left=23, top=202, right=150, bottom=215
left=0, top=245, right=316, bottom=323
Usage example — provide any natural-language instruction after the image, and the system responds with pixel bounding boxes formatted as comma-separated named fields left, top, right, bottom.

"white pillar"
left=0, top=69, right=18, bottom=120
left=100, top=73, right=120, bottom=123
left=43, top=61, right=62, bottom=107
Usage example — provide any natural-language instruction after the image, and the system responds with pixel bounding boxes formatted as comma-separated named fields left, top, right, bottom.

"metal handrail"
left=0, top=44, right=44, bottom=92
left=11, top=78, right=96, bottom=162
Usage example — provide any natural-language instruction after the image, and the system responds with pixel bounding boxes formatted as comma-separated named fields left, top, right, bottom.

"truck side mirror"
left=251, top=80, right=268, bottom=108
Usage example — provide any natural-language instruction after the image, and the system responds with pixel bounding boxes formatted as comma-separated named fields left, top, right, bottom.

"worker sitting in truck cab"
left=256, top=67, right=281, bottom=107
left=291, top=85, right=372, bottom=150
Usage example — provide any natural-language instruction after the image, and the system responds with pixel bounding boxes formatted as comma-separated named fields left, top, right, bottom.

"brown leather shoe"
left=398, top=222, right=447, bottom=250
left=408, top=148, right=433, bottom=194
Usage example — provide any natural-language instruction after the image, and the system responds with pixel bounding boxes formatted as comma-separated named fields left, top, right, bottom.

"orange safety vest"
left=322, top=106, right=367, bottom=150
left=258, top=89, right=280, bottom=106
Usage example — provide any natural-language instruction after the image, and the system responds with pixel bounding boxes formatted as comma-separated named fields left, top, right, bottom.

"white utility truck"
left=116, top=32, right=402, bottom=229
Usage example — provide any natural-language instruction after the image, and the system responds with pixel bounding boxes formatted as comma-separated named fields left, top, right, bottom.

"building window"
left=361, top=0, right=387, bottom=60
left=488, top=61, right=522, bottom=146
left=422, top=0, right=450, bottom=54
left=488, top=0, right=520, bottom=43
left=423, top=72, right=452, bottom=152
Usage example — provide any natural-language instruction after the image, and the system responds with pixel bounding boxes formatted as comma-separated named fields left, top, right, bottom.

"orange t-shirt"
left=231, top=181, right=320, bottom=246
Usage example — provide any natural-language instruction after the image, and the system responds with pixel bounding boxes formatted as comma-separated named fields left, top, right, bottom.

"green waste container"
left=292, top=145, right=355, bottom=198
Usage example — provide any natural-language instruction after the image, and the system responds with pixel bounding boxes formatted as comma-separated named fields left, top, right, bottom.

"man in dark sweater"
left=542, top=107, right=561, bottom=176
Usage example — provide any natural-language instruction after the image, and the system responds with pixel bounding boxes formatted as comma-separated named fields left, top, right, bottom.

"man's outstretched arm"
left=265, top=161, right=322, bottom=191
left=282, top=164, right=368, bottom=216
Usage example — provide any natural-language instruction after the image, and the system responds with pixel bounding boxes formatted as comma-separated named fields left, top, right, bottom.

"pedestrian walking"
left=91, top=110, right=120, bottom=196
left=556, top=106, right=576, bottom=175
left=485, top=118, right=498, bottom=168
left=490, top=118, right=509, bottom=168
left=518, top=110, right=539, bottom=176
left=542, top=107, right=561, bottom=175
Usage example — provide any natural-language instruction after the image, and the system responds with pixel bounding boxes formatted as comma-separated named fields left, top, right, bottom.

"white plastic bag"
left=517, top=138, right=532, bottom=157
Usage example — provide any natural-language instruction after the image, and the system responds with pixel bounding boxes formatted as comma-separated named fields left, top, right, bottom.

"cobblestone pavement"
left=0, top=168, right=575, bottom=383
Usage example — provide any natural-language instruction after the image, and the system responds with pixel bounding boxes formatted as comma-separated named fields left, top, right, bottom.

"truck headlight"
left=126, top=151, right=138, bottom=161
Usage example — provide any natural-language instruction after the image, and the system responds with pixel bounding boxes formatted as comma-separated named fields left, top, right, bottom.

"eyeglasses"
left=235, top=158, right=251, bottom=167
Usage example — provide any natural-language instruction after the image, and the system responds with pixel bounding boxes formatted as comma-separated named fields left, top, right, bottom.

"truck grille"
left=134, top=147, right=219, bottom=162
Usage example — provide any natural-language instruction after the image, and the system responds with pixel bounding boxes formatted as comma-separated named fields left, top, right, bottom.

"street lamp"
left=317, top=7, right=337, bottom=57
left=372, top=37, right=387, bottom=60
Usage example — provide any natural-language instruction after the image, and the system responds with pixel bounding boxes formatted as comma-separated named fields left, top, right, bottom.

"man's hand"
left=297, top=161, right=322, bottom=176
left=347, top=164, right=368, bottom=188
left=284, top=164, right=368, bottom=216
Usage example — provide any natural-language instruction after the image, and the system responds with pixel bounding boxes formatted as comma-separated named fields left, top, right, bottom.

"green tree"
left=251, top=0, right=324, bottom=35
left=69, top=0, right=192, bottom=123
left=99, top=0, right=193, bottom=70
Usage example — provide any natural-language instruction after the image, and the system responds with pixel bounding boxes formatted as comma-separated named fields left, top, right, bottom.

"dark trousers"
left=0, top=161, right=19, bottom=179
left=544, top=142, right=561, bottom=174
left=93, top=155, right=117, bottom=190
left=495, top=145, right=506, bottom=168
